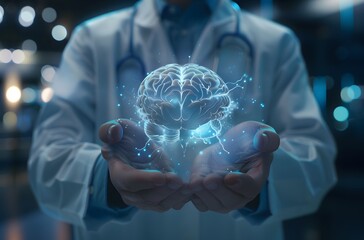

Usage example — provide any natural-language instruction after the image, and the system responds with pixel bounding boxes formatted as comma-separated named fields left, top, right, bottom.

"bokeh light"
left=51, top=25, right=67, bottom=41
left=41, top=87, right=53, bottom=103
left=12, top=49, right=26, bottom=64
left=333, top=106, right=349, bottom=122
left=19, top=6, right=35, bottom=27
left=22, top=88, right=37, bottom=103
left=334, top=120, right=349, bottom=132
left=3, top=112, right=18, bottom=130
left=341, top=86, right=355, bottom=102
left=42, top=7, right=57, bottom=23
left=41, top=65, right=56, bottom=83
left=0, top=5, right=4, bottom=24
left=0, top=49, right=12, bottom=63
left=349, top=85, right=361, bottom=99
left=6, top=86, right=22, bottom=104
left=341, top=85, right=362, bottom=102
left=22, top=39, right=37, bottom=53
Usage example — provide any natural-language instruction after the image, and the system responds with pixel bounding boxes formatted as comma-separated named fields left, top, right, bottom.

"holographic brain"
left=137, top=64, right=231, bottom=142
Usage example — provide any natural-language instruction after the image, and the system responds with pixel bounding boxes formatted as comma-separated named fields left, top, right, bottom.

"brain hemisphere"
left=137, top=64, right=231, bottom=130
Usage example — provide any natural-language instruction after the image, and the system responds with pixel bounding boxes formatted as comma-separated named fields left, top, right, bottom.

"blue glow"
left=261, top=0, right=273, bottom=19
left=349, top=85, right=361, bottom=99
left=231, top=2, right=241, bottom=11
left=313, top=77, right=327, bottom=112
left=341, top=86, right=355, bottom=102
left=137, top=64, right=232, bottom=144
left=133, top=63, right=259, bottom=158
left=333, top=106, right=349, bottom=122
left=341, top=85, right=362, bottom=102
left=339, top=0, right=354, bottom=32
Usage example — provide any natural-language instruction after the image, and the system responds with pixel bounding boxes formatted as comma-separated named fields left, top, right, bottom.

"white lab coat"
left=28, top=0, right=337, bottom=239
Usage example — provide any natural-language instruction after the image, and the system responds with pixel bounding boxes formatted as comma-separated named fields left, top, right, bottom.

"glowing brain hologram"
left=137, top=64, right=232, bottom=144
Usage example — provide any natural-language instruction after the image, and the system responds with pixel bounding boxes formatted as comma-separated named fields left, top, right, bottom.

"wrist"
left=107, top=170, right=129, bottom=209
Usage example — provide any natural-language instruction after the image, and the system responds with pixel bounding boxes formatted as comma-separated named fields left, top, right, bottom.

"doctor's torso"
left=71, top=0, right=293, bottom=239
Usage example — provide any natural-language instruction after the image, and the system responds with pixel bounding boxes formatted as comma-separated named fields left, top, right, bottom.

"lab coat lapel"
left=191, top=0, right=235, bottom=68
left=134, top=0, right=177, bottom=71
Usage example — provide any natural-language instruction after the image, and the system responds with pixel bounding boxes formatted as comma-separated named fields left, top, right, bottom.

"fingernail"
left=253, top=132, right=268, bottom=151
left=108, top=125, right=122, bottom=142
left=206, top=183, right=218, bottom=190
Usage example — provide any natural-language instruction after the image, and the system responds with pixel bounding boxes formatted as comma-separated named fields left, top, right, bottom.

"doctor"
left=28, top=0, right=337, bottom=239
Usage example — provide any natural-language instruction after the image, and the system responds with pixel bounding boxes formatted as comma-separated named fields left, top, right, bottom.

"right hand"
left=99, top=119, right=190, bottom=212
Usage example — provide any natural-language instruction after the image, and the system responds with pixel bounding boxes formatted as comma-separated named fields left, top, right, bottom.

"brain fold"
left=137, top=63, right=231, bottom=142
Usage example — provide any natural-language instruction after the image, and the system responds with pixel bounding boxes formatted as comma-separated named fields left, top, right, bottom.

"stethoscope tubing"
left=116, top=1, right=254, bottom=86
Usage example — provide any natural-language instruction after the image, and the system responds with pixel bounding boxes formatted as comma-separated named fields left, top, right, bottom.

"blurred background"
left=0, top=0, right=363, bottom=239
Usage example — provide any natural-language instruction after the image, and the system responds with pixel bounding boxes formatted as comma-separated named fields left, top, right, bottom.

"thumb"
left=253, top=128, right=280, bottom=153
left=99, top=120, right=124, bottom=144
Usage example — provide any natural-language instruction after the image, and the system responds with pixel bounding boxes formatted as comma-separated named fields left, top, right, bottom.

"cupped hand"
left=99, top=119, right=190, bottom=212
left=189, top=121, right=280, bottom=213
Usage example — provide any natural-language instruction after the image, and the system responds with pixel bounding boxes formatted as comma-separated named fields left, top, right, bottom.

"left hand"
left=188, top=121, right=280, bottom=213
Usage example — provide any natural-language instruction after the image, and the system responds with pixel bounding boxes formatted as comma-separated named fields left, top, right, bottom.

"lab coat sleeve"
left=28, top=25, right=136, bottom=229
left=237, top=182, right=271, bottom=225
left=84, top=156, right=137, bottom=229
left=266, top=31, right=337, bottom=221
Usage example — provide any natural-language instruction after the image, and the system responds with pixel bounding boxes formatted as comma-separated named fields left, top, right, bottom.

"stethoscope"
left=116, top=1, right=254, bottom=86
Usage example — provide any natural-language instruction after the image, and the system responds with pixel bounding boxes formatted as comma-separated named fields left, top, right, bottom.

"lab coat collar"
left=154, top=0, right=220, bottom=15
left=134, top=0, right=236, bottom=69
left=135, top=0, right=234, bottom=29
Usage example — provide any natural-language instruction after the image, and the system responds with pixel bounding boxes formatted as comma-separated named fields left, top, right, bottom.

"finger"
left=203, top=173, right=247, bottom=210
left=120, top=190, right=172, bottom=212
left=160, top=191, right=190, bottom=210
left=191, top=195, right=208, bottom=212
left=189, top=152, right=212, bottom=193
left=150, top=148, right=174, bottom=173
left=120, top=186, right=173, bottom=206
left=172, top=197, right=191, bottom=210
left=245, top=153, right=272, bottom=186
left=110, top=160, right=166, bottom=192
left=158, top=174, right=187, bottom=209
left=99, top=120, right=123, bottom=144
left=101, top=145, right=112, bottom=160
left=253, top=129, right=280, bottom=153
left=127, top=172, right=183, bottom=204
left=224, top=172, right=260, bottom=201
left=195, top=188, right=226, bottom=213
left=116, top=120, right=175, bottom=173
left=117, top=119, right=149, bottom=148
